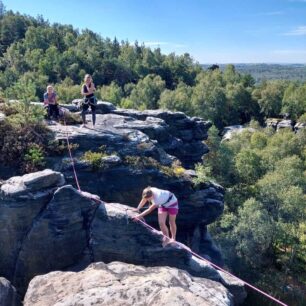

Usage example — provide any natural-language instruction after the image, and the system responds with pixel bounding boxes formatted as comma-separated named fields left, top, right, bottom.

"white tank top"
left=150, top=187, right=178, bottom=208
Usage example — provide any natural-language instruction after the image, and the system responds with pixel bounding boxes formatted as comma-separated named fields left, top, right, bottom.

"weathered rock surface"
left=277, top=119, right=293, bottom=131
left=294, top=122, right=306, bottom=132
left=43, top=105, right=222, bottom=268
left=0, top=277, right=21, bottom=306
left=221, top=125, right=255, bottom=141
left=266, top=118, right=306, bottom=132
left=24, top=262, right=235, bottom=306
left=0, top=170, right=245, bottom=303
left=0, top=169, right=65, bottom=282
left=266, top=118, right=282, bottom=129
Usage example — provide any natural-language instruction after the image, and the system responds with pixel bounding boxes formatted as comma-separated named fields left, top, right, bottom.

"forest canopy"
left=0, top=7, right=305, bottom=129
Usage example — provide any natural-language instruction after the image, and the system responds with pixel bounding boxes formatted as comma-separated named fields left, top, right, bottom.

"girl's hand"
left=132, top=214, right=143, bottom=221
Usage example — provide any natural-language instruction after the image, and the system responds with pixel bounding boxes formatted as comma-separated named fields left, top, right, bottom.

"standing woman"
left=134, top=187, right=179, bottom=246
left=81, top=74, right=96, bottom=128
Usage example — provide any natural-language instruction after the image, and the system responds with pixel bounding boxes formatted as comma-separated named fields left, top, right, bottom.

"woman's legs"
left=169, top=214, right=177, bottom=240
left=91, top=104, right=96, bottom=126
left=81, top=104, right=89, bottom=125
left=158, top=211, right=169, bottom=238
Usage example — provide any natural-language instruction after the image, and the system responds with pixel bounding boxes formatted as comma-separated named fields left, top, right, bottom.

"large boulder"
left=0, top=277, right=21, bottom=306
left=24, top=262, right=235, bottom=306
left=277, top=119, right=293, bottom=131
left=0, top=169, right=65, bottom=282
left=221, top=125, right=255, bottom=141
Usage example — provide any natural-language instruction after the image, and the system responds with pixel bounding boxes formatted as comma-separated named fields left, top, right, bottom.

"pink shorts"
left=158, top=202, right=179, bottom=215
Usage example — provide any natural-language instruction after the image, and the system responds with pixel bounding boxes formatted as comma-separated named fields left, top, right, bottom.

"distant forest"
left=0, top=4, right=305, bottom=129
left=202, top=63, right=306, bottom=83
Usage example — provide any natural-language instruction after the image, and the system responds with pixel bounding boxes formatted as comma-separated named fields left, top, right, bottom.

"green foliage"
left=193, top=164, right=214, bottom=185
left=82, top=150, right=108, bottom=170
left=99, top=81, right=123, bottom=105
left=159, top=82, right=193, bottom=114
left=233, top=198, right=274, bottom=267
left=124, top=156, right=183, bottom=177
left=0, top=10, right=305, bottom=129
left=235, top=148, right=263, bottom=183
left=202, top=124, right=306, bottom=283
left=298, top=113, right=306, bottom=123
left=23, top=143, right=45, bottom=173
left=282, top=82, right=306, bottom=120
left=47, top=139, right=79, bottom=156
left=54, top=78, right=81, bottom=103
left=252, top=80, right=288, bottom=117
left=128, top=74, right=165, bottom=109
left=0, top=119, right=51, bottom=173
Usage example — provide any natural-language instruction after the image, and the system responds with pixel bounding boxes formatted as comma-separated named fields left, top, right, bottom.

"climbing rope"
left=61, top=116, right=288, bottom=306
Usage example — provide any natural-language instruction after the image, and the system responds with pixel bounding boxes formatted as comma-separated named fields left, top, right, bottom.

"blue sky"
left=5, top=0, right=306, bottom=63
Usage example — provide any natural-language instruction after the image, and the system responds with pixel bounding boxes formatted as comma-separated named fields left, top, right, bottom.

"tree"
left=233, top=198, right=274, bottom=267
left=0, top=0, right=5, bottom=17
left=252, top=80, right=287, bottom=118
left=235, top=148, right=263, bottom=183
left=159, top=82, right=193, bottom=114
left=128, top=74, right=165, bottom=109
left=99, top=81, right=123, bottom=105
left=282, top=82, right=306, bottom=120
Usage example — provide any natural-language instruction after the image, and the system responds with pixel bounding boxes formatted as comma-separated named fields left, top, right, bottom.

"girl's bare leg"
left=169, top=214, right=177, bottom=241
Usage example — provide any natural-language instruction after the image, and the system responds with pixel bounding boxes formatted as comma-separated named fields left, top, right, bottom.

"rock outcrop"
left=42, top=104, right=224, bottom=266
left=0, top=170, right=246, bottom=304
left=266, top=118, right=306, bottom=132
left=0, top=277, right=21, bottom=306
left=221, top=125, right=255, bottom=141
left=24, top=262, right=235, bottom=306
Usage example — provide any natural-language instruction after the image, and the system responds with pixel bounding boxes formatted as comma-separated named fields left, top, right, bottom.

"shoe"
left=81, top=124, right=87, bottom=128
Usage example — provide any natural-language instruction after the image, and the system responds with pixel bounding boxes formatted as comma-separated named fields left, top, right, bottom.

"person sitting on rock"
left=133, top=187, right=179, bottom=246
left=43, top=85, right=59, bottom=121
left=81, top=74, right=96, bottom=128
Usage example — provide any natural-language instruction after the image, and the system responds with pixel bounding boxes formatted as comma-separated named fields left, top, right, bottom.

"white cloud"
left=144, top=41, right=169, bottom=46
left=259, top=11, right=284, bottom=16
left=144, top=41, right=186, bottom=48
left=283, top=25, right=306, bottom=35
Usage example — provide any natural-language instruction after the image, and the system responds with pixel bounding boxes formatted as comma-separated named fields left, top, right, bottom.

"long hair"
left=142, top=187, right=153, bottom=199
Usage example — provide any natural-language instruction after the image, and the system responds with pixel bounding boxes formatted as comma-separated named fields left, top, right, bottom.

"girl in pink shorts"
left=134, top=187, right=179, bottom=244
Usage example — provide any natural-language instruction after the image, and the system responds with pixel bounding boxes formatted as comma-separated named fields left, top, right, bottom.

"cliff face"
left=0, top=170, right=246, bottom=304
left=46, top=105, right=223, bottom=261
left=0, top=104, right=247, bottom=305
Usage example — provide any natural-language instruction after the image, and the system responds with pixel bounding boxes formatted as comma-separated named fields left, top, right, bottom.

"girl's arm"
left=136, top=198, right=148, bottom=211
left=81, top=85, right=90, bottom=96
left=135, top=204, right=157, bottom=219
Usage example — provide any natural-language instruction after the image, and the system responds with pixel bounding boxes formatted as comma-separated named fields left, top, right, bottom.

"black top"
left=82, top=84, right=94, bottom=99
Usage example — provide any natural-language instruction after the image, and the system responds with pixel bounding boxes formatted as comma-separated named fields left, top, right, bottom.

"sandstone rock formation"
left=0, top=170, right=246, bottom=304
left=0, top=277, right=21, bottom=306
left=24, top=262, right=235, bottom=306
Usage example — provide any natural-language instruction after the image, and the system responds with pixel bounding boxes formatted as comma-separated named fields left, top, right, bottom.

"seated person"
left=43, top=85, right=59, bottom=121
